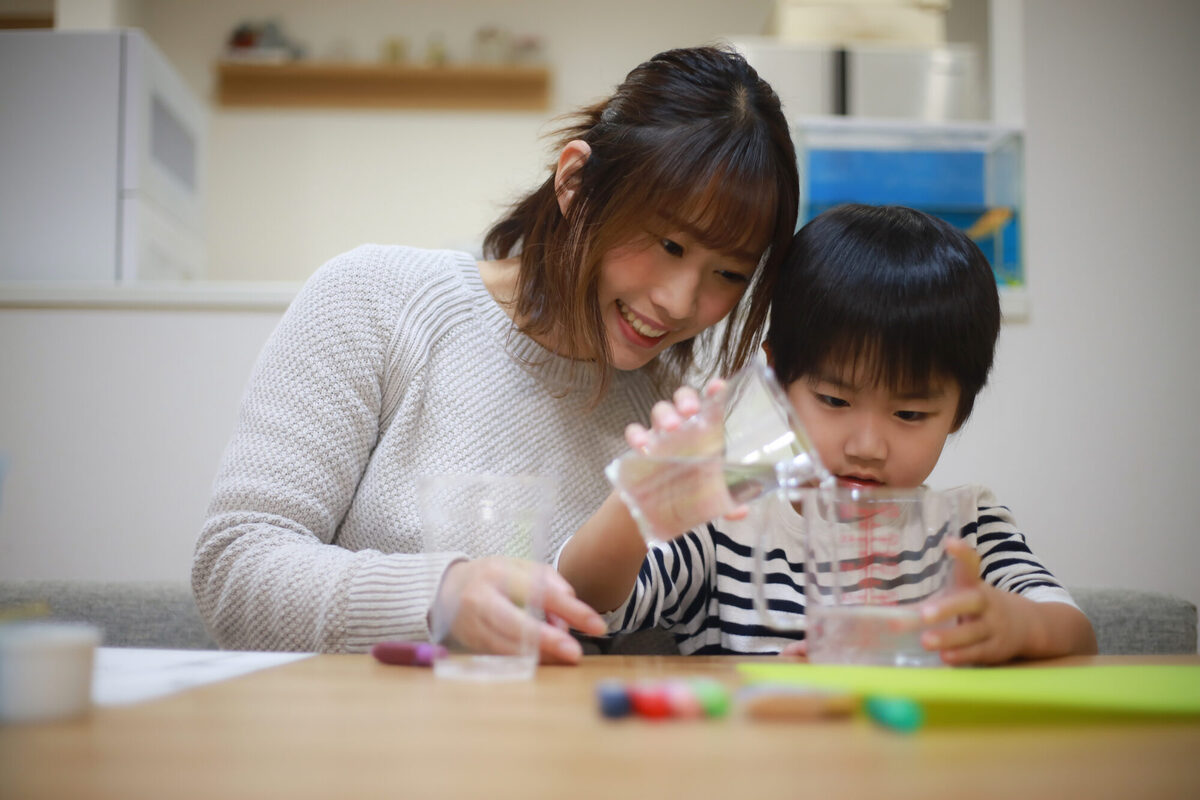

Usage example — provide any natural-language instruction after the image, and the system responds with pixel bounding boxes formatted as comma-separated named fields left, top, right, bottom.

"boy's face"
left=786, top=359, right=962, bottom=489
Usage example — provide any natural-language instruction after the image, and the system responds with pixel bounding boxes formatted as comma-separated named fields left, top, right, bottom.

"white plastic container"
left=0, top=621, right=101, bottom=723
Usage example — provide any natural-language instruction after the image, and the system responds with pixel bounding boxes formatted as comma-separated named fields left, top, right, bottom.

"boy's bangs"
left=819, top=329, right=942, bottom=398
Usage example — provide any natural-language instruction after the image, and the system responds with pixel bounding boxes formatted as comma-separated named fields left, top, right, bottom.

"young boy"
left=557, top=204, right=1097, bottom=664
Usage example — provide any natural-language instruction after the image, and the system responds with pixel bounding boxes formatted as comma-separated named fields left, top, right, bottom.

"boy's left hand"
left=917, top=537, right=1035, bottom=665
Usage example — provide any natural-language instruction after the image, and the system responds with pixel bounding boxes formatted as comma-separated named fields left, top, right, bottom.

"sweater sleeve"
left=192, top=248, right=459, bottom=652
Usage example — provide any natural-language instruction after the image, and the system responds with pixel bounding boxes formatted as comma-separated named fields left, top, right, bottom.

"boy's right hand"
left=623, top=382, right=717, bottom=454
left=622, top=379, right=750, bottom=526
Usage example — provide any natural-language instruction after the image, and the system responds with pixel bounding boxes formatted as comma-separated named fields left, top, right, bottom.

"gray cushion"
left=1072, top=586, right=1197, bottom=655
left=0, top=579, right=215, bottom=650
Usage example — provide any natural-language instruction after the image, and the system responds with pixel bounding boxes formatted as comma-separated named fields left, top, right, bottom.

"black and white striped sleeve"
left=602, top=528, right=716, bottom=635
left=962, top=485, right=1078, bottom=608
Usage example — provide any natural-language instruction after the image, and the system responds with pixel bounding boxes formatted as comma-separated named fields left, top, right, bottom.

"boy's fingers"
left=780, top=640, right=807, bottom=657
left=937, top=637, right=999, bottom=666
left=625, top=423, right=651, bottom=450
left=922, top=617, right=988, bottom=652
left=723, top=503, right=751, bottom=521
left=650, top=400, right=682, bottom=431
left=948, top=537, right=982, bottom=569
left=672, top=386, right=701, bottom=417
left=921, top=590, right=985, bottom=624
left=946, top=537, right=983, bottom=589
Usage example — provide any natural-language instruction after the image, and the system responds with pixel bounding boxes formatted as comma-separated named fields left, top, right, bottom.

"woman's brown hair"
left=483, top=44, right=799, bottom=398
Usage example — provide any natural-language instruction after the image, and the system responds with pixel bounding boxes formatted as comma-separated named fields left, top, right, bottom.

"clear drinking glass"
left=752, top=485, right=973, bottom=667
left=605, top=360, right=830, bottom=545
left=417, top=473, right=558, bottom=681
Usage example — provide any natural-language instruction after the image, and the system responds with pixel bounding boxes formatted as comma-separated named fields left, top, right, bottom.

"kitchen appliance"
left=0, top=29, right=207, bottom=282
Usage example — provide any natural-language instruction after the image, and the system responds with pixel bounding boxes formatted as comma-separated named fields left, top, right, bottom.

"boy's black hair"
left=767, top=203, right=1001, bottom=428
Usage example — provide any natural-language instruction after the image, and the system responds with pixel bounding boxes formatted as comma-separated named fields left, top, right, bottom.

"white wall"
left=138, top=0, right=777, bottom=281
left=19, top=0, right=985, bottom=282
left=1, top=1, right=1197, bottom=642
left=928, top=0, right=1200, bottom=614
left=0, top=307, right=279, bottom=580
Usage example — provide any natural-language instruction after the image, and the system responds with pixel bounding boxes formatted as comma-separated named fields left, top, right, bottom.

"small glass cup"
left=417, top=473, right=558, bottom=681
left=752, top=485, right=973, bottom=667
left=605, top=360, right=829, bottom=545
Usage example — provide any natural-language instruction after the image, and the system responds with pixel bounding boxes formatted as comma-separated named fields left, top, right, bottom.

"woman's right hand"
left=433, top=556, right=607, bottom=665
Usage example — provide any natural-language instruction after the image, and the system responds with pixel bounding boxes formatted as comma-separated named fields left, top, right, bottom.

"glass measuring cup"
left=752, top=484, right=973, bottom=667
left=605, top=360, right=830, bottom=546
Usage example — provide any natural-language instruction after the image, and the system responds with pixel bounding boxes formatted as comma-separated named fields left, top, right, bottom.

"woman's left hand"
left=434, top=556, right=607, bottom=665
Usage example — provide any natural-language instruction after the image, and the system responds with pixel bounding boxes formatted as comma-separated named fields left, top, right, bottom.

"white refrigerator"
left=0, top=29, right=207, bottom=282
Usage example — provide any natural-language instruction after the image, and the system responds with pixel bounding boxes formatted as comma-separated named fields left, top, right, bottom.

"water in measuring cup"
left=807, top=605, right=943, bottom=667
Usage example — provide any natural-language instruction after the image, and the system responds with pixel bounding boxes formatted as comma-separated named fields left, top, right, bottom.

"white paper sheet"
left=92, top=647, right=313, bottom=706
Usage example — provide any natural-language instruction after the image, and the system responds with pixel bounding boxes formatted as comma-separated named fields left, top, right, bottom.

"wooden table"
left=2, top=654, right=1198, bottom=799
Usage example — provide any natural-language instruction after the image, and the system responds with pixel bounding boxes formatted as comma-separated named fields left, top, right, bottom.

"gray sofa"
left=0, top=580, right=1195, bottom=655
left=0, top=580, right=215, bottom=650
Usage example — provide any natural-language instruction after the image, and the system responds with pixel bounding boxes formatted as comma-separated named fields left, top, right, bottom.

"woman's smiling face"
left=597, top=227, right=760, bottom=371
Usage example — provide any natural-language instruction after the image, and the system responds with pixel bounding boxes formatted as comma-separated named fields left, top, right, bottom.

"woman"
left=193, top=44, right=799, bottom=660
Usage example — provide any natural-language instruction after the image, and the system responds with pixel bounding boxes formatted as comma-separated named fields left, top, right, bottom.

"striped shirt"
left=602, top=485, right=1077, bottom=655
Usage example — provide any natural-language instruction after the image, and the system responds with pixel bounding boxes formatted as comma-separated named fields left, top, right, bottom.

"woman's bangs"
left=688, top=168, right=777, bottom=261
left=643, top=139, right=778, bottom=261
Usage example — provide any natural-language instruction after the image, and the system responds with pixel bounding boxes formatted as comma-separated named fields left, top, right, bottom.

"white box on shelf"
left=769, top=0, right=950, bottom=46
left=732, top=36, right=983, bottom=122
left=849, top=43, right=983, bottom=121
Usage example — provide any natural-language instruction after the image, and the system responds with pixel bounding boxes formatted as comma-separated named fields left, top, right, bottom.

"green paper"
left=738, top=664, right=1200, bottom=721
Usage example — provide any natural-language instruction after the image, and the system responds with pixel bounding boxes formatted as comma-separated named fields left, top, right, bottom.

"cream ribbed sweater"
left=193, top=245, right=660, bottom=652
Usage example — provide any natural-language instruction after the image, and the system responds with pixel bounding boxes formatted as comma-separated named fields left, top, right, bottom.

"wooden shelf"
left=216, top=61, right=550, bottom=111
